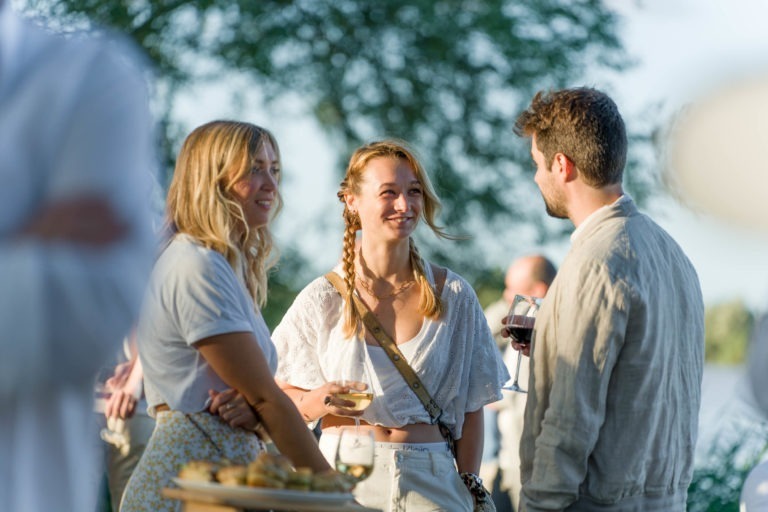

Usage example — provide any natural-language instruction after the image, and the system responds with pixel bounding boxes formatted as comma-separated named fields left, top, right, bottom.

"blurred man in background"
left=481, top=255, right=556, bottom=511
left=0, top=1, right=157, bottom=509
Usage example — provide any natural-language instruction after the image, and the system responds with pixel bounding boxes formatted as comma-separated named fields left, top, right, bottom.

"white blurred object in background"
left=664, top=74, right=768, bottom=232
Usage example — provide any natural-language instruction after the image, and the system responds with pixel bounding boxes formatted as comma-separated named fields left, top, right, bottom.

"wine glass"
left=331, top=342, right=373, bottom=430
left=502, top=294, right=542, bottom=393
left=335, top=427, right=375, bottom=483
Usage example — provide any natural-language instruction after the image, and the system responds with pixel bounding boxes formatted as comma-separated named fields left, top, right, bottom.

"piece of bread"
left=285, top=467, right=313, bottom=491
left=178, top=460, right=217, bottom=482
left=248, top=452, right=292, bottom=482
left=216, top=465, right=247, bottom=486
left=246, top=470, right=286, bottom=489
left=311, top=470, right=354, bottom=493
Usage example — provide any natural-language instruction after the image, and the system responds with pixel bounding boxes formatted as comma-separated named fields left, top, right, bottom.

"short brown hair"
left=514, top=87, right=627, bottom=187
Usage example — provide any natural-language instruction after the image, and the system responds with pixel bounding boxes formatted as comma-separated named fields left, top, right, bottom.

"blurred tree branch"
left=20, top=0, right=651, bottom=284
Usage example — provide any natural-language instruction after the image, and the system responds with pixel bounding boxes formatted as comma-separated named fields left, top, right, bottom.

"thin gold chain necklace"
left=355, top=272, right=416, bottom=301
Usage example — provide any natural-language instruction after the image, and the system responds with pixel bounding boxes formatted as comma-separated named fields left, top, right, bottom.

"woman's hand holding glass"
left=326, top=380, right=372, bottom=416
left=328, top=342, right=373, bottom=420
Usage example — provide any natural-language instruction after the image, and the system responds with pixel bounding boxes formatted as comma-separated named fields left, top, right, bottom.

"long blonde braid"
left=340, top=201, right=362, bottom=337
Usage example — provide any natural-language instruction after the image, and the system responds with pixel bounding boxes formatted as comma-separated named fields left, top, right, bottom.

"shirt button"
left=393, top=355, right=400, bottom=361
left=413, top=383, right=420, bottom=389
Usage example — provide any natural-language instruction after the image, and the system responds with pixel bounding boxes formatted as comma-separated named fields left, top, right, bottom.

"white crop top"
left=272, top=262, right=508, bottom=439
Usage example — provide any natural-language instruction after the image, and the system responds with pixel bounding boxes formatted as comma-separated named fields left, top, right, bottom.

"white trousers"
left=320, top=433, right=473, bottom=512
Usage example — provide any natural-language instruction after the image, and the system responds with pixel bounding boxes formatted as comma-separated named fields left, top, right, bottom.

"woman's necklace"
left=355, top=272, right=416, bottom=301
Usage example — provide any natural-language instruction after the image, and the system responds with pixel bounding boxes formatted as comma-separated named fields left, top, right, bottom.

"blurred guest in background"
left=95, top=333, right=155, bottom=512
left=481, top=255, right=556, bottom=512
left=0, top=1, right=157, bottom=510
left=512, top=87, right=704, bottom=511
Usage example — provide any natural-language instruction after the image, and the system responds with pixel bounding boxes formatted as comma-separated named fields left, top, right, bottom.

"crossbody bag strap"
left=324, top=266, right=447, bottom=423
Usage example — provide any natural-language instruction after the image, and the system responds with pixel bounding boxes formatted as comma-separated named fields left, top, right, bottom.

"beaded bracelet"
left=460, top=472, right=491, bottom=503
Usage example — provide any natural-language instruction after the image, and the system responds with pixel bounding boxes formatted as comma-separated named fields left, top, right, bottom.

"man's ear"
left=554, top=153, right=577, bottom=182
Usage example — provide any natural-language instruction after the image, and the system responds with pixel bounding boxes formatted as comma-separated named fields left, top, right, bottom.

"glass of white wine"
left=335, top=427, right=375, bottom=483
left=332, top=342, right=373, bottom=427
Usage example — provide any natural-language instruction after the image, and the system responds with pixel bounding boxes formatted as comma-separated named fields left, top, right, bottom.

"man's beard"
left=542, top=192, right=568, bottom=219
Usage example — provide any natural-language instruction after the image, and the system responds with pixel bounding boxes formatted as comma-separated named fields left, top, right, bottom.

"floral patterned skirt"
left=120, top=410, right=263, bottom=512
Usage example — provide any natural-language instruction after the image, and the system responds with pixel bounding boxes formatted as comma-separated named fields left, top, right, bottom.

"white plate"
left=171, top=478, right=355, bottom=505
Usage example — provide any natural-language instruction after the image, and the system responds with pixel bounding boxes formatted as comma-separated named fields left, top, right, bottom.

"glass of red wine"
left=502, top=294, right=542, bottom=393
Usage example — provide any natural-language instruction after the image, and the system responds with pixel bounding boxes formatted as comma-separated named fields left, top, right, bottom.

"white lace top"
left=272, top=263, right=509, bottom=439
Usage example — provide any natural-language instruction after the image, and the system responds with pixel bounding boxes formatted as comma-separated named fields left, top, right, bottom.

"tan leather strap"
left=324, top=264, right=448, bottom=423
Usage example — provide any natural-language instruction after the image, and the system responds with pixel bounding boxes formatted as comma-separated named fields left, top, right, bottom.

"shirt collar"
left=570, top=195, right=628, bottom=242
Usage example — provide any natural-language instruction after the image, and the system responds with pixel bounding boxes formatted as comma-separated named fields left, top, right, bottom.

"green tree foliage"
left=704, top=300, right=754, bottom=364
left=262, top=247, right=307, bottom=330
left=19, top=0, right=641, bottom=279
left=687, top=420, right=768, bottom=512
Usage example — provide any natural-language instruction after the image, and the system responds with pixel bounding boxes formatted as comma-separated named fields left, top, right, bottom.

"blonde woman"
left=121, top=121, right=331, bottom=511
left=273, top=140, right=508, bottom=511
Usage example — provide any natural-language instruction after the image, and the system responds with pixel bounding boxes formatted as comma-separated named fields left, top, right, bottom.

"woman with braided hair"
left=273, top=139, right=508, bottom=511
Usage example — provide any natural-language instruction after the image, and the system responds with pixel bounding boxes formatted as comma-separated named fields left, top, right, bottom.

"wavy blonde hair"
left=337, top=139, right=452, bottom=337
left=166, top=120, right=282, bottom=307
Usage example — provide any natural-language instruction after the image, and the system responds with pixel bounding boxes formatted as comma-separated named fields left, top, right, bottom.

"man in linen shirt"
left=0, top=2, right=157, bottom=510
left=511, top=87, right=704, bottom=511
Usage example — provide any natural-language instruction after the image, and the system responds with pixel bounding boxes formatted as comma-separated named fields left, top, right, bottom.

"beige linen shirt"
left=520, top=196, right=704, bottom=511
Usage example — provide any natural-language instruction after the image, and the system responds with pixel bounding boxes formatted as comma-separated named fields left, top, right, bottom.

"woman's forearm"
left=196, top=333, right=331, bottom=472
left=455, top=408, right=483, bottom=474
left=278, top=382, right=328, bottom=423
left=251, top=393, right=330, bottom=472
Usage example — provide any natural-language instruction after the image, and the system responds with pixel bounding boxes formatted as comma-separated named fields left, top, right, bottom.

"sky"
left=175, top=0, right=768, bottom=312
left=603, top=0, right=768, bottom=311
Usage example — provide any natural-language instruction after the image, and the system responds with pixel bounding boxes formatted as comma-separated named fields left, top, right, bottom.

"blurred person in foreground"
left=481, top=255, right=556, bottom=511
left=510, top=87, right=704, bottom=511
left=0, top=1, right=157, bottom=510
left=121, top=121, right=333, bottom=511
left=94, top=332, right=155, bottom=511
left=272, top=139, right=508, bottom=511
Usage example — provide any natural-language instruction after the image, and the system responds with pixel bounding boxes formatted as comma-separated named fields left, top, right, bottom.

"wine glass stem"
left=512, top=349, right=523, bottom=386
left=354, top=416, right=360, bottom=435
